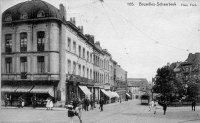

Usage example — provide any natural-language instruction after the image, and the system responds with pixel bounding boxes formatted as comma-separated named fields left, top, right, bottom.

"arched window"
left=20, top=12, right=28, bottom=19
left=37, top=10, right=45, bottom=17
left=4, top=14, right=12, bottom=21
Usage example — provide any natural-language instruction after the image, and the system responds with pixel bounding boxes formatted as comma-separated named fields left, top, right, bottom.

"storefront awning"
left=126, top=93, right=131, bottom=97
left=15, top=86, right=33, bottom=93
left=101, top=89, right=114, bottom=98
left=30, top=86, right=54, bottom=97
left=1, top=85, right=18, bottom=92
left=111, top=91, right=120, bottom=98
left=79, top=86, right=92, bottom=97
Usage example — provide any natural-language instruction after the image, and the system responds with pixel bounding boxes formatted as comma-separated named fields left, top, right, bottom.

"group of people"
left=67, top=97, right=105, bottom=123
left=149, top=100, right=167, bottom=115
left=149, top=98, right=197, bottom=115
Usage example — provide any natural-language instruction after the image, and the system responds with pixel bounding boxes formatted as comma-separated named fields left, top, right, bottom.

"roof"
left=127, top=78, right=148, bottom=87
left=185, top=53, right=200, bottom=65
left=2, top=0, right=63, bottom=22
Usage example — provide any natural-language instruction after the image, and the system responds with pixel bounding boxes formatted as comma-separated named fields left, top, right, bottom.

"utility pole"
left=0, top=0, right=2, bottom=109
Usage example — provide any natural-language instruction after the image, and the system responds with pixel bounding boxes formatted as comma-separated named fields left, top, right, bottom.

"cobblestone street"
left=1, top=100, right=200, bottom=123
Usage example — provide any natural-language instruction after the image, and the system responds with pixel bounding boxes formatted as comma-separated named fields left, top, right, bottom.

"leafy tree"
left=153, top=66, right=176, bottom=101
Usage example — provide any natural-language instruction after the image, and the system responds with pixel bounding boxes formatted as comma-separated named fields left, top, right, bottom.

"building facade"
left=1, top=0, right=127, bottom=106
left=127, top=78, right=149, bottom=99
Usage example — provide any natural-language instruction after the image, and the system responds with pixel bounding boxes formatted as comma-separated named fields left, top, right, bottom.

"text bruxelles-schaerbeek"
left=139, top=2, right=176, bottom=6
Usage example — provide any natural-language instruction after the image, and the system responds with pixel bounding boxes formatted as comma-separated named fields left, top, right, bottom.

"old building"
left=127, top=78, right=149, bottom=99
left=1, top=0, right=127, bottom=106
left=1, top=0, right=94, bottom=106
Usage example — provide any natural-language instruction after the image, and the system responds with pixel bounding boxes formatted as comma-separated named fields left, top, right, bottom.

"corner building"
left=1, top=0, right=94, bottom=106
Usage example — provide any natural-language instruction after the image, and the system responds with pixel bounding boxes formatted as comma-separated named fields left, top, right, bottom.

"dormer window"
left=4, top=14, right=12, bottom=21
left=20, top=12, right=28, bottom=19
left=37, top=10, right=45, bottom=18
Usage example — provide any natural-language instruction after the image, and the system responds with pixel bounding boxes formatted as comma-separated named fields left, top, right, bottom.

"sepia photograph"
left=0, top=0, right=200, bottom=122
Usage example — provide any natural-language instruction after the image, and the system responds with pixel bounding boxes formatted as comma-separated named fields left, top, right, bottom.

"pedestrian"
left=149, top=100, right=156, bottom=114
left=49, top=98, right=53, bottom=110
left=99, top=97, right=104, bottom=111
left=18, top=96, right=24, bottom=108
left=46, top=97, right=50, bottom=110
left=73, top=98, right=83, bottom=123
left=4, top=94, right=9, bottom=107
left=67, top=104, right=75, bottom=123
left=162, top=101, right=167, bottom=115
left=192, top=99, right=196, bottom=111
left=90, top=99, right=94, bottom=110
left=84, top=97, right=89, bottom=111
left=31, top=95, right=37, bottom=108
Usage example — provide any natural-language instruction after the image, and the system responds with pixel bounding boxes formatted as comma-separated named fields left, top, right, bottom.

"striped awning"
left=1, top=85, right=18, bottom=92
left=126, top=93, right=131, bottom=97
left=30, top=86, right=54, bottom=97
left=15, top=86, right=33, bottom=93
left=79, top=86, right=92, bottom=97
left=101, top=89, right=113, bottom=98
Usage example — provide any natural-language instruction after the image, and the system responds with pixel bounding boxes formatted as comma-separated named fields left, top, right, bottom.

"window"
left=37, top=56, right=45, bottom=73
left=73, top=41, right=76, bottom=53
left=20, top=57, right=27, bottom=73
left=5, top=57, right=12, bottom=73
left=90, top=53, right=92, bottom=63
left=5, top=34, right=12, bottom=53
left=68, top=38, right=71, bottom=51
left=68, top=60, right=71, bottom=74
left=4, top=14, right=12, bottom=21
left=37, top=10, right=45, bottom=17
left=20, top=12, right=28, bottom=19
left=78, top=46, right=81, bottom=57
left=20, top=32, right=27, bottom=52
left=73, top=61, right=76, bottom=74
left=37, top=31, right=45, bottom=51
left=87, top=68, right=89, bottom=78
left=78, top=65, right=81, bottom=76
left=87, top=51, right=89, bottom=61
left=82, top=48, right=85, bottom=59
left=90, top=69, right=92, bottom=79
left=83, top=66, right=85, bottom=77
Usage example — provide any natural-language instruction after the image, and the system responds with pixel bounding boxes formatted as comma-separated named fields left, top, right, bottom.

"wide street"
left=0, top=100, right=200, bottom=123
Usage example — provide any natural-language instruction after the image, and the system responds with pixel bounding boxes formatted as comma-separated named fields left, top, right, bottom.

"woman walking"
left=46, top=97, right=50, bottom=110
left=49, top=98, right=53, bottom=110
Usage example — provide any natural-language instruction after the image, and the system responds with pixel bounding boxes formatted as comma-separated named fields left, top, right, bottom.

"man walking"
left=162, top=101, right=167, bottom=115
left=99, top=97, right=104, bottom=112
left=192, top=99, right=196, bottom=111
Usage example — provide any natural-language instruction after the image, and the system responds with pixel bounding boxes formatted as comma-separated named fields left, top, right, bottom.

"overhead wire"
left=102, top=2, right=190, bottom=53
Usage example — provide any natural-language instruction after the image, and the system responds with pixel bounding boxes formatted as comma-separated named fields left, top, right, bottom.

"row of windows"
left=93, top=55, right=110, bottom=70
left=4, top=10, right=45, bottom=21
left=5, top=56, right=45, bottom=74
left=5, top=31, right=45, bottom=53
left=67, top=59, right=93, bottom=79
left=93, top=71, right=109, bottom=84
left=67, top=37, right=93, bottom=63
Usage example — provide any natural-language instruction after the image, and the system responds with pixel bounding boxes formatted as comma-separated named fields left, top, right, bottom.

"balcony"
left=1, top=73, right=59, bottom=81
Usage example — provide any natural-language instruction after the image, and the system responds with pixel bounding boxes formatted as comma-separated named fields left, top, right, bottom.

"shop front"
left=1, top=84, right=56, bottom=107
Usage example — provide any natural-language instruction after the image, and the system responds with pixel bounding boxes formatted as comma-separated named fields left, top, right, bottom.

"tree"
left=153, top=66, right=177, bottom=101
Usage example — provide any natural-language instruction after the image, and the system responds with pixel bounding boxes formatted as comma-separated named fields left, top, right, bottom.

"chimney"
left=85, top=34, right=94, bottom=44
left=95, top=41, right=100, bottom=46
left=72, top=17, right=76, bottom=25
left=78, top=26, right=84, bottom=33
left=59, top=4, right=66, bottom=20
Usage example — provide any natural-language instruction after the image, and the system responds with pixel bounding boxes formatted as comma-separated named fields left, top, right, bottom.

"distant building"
left=127, top=78, right=148, bottom=99
left=170, top=53, right=200, bottom=101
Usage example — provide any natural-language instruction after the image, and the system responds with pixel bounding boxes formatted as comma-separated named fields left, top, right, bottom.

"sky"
left=1, top=0, right=200, bottom=81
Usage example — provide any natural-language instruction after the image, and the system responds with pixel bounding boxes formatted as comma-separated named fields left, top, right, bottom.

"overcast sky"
left=1, top=0, right=200, bottom=81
